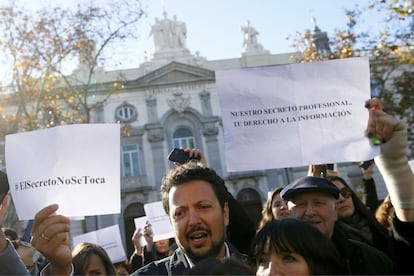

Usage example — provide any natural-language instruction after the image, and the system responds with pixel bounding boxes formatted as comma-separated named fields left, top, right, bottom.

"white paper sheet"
left=133, top=216, right=149, bottom=246
left=215, top=57, right=380, bottom=171
left=144, top=201, right=174, bottom=242
left=72, top=224, right=126, bottom=263
left=5, top=124, right=121, bottom=220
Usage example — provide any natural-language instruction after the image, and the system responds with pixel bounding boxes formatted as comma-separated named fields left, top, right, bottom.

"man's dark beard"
left=183, top=231, right=225, bottom=264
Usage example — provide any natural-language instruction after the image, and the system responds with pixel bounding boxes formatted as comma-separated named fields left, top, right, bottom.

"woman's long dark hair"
left=326, top=176, right=389, bottom=252
left=72, top=242, right=117, bottom=275
left=253, top=219, right=347, bottom=275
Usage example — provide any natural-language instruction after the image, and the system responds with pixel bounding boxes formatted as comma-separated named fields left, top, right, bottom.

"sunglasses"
left=339, top=187, right=352, bottom=198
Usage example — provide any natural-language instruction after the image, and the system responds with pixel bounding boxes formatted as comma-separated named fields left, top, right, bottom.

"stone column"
left=147, top=125, right=166, bottom=190
left=199, top=90, right=223, bottom=173
left=199, top=90, right=213, bottom=117
left=202, top=118, right=223, bottom=175
left=146, top=94, right=158, bottom=123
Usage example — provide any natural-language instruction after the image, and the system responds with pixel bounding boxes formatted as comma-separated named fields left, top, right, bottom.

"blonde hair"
left=375, top=195, right=394, bottom=229
left=257, top=187, right=284, bottom=231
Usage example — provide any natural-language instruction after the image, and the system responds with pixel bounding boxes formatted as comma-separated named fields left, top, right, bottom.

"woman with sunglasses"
left=326, top=175, right=390, bottom=256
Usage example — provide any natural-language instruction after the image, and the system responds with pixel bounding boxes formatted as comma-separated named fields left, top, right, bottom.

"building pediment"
left=131, top=61, right=215, bottom=88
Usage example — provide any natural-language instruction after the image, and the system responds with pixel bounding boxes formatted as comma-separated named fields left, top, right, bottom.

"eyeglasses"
left=339, top=187, right=352, bottom=198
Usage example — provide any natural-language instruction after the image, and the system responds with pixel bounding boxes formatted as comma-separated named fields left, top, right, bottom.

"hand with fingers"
left=365, top=98, right=414, bottom=222
left=307, top=164, right=325, bottom=177
left=142, top=221, right=154, bottom=251
left=131, top=227, right=144, bottom=256
left=364, top=98, right=402, bottom=145
left=359, top=159, right=375, bottom=180
left=307, top=164, right=339, bottom=178
left=31, top=204, right=72, bottom=275
left=176, top=148, right=207, bottom=166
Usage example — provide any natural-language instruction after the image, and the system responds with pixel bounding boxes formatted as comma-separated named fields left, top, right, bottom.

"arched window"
left=172, top=128, right=195, bottom=149
left=124, top=203, right=145, bottom=257
left=237, top=188, right=262, bottom=228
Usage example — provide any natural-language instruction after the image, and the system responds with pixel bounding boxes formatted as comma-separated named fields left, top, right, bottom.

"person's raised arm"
left=360, top=160, right=380, bottom=212
left=0, top=195, right=9, bottom=253
left=131, top=227, right=144, bottom=257
left=30, top=204, right=72, bottom=275
left=307, top=164, right=325, bottom=177
left=129, top=228, right=144, bottom=271
left=365, top=98, right=414, bottom=221
left=308, top=164, right=339, bottom=178
left=142, top=221, right=154, bottom=253
left=0, top=195, right=30, bottom=275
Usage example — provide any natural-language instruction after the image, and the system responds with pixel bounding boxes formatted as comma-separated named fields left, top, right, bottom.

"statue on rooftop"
left=241, top=20, right=259, bottom=50
left=150, top=17, right=164, bottom=51
left=240, top=20, right=269, bottom=56
left=150, top=12, right=187, bottom=52
left=172, top=15, right=187, bottom=48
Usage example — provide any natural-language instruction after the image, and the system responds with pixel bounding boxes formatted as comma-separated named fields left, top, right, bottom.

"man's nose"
left=188, top=209, right=202, bottom=226
left=304, top=205, right=316, bottom=216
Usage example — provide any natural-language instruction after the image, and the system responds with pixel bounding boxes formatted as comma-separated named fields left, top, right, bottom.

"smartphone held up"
left=168, top=148, right=200, bottom=164
left=359, top=159, right=374, bottom=170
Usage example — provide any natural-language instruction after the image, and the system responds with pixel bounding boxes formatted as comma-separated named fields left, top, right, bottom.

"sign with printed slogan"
left=72, top=224, right=127, bottom=263
left=216, top=57, right=380, bottom=172
left=144, top=201, right=175, bottom=242
left=133, top=201, right=175, bottom=246
left=5, top=124, right=120, bottom=220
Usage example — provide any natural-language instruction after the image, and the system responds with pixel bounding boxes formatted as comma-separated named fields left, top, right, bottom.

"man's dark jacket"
left=332, top=221, right=393, bottom=274
left=130, top=242, right=247, bottom=276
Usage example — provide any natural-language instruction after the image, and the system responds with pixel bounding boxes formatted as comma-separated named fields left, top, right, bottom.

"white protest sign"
left=5, top=124, right=120, bottom=220
left=72, top=224, right=126, bottom=263
left=216, top=57, right=380, bottom=171
left=133, top=216, right=149, bottom=246
left=144, top=201, right=174, bottom=242
left=409, top=160, right=414, bottom=173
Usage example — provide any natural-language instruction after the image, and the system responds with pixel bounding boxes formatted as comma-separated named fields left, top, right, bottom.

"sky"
left=117, top=0, right=382, bottom=68
left=2, top=0, right=384, bottom=76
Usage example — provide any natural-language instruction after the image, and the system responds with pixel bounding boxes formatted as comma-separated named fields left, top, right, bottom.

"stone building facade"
left=82, top=14, right=388, bottom=256
left=4, top=13, right=389, bottom=257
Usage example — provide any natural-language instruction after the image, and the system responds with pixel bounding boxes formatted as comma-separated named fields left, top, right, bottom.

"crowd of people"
left=129, top=222, right=176, bottom=272
left=0, top=97, right=413, bottom=275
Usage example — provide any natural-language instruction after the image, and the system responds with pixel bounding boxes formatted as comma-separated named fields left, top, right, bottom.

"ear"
left=223, top=202, right=230, bottom=227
